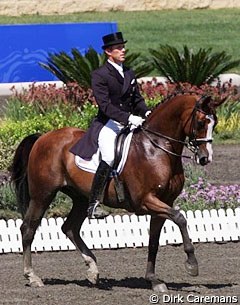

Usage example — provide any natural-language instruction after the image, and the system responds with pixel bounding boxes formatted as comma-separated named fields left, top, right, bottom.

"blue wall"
left=0, top=22, right=117, bottom=83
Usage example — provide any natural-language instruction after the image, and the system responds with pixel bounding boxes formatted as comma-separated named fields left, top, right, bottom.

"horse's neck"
left=147, top=98, right=187, bottom=140
left=143, top=96, right=196, bottom=157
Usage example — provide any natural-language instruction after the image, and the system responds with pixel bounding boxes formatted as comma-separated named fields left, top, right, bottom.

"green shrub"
left=4, top=99, right=40, bottom=121
left=0, top=183, right=72, bottom=220
left=216, top=100, right=240, bottom=128
left=149, top=45, right=240, bottom=86
left=214, top=100, right=240, bottom=142
left=0, top=184, right=17, bottom=211
left=77, top=102, right=98, bottom=130
left=40, top=47, right=153, bottom=87
left=1, top=79, right=239, bottom=171
left=0, top=118, right=52, bottom=169
left=47, top=193, right=72, bottom=218
left=0, top=209, right=21, bottom=220
left=0, top=101, right=98, bottom=170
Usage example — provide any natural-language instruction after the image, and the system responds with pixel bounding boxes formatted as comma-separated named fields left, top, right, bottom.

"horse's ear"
left=199, top=95, right=212, bottom=112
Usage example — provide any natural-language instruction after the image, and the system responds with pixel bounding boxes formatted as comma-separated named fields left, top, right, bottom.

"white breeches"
left=98, top=119, right=124, bottom=166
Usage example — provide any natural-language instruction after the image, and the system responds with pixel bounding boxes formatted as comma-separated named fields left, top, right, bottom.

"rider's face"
left=105, top=44, right=126, bottom=64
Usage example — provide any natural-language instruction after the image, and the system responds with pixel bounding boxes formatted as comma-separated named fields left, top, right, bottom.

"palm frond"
left=150, top=45, right=240, bottom=86
left=40, top=47, right=154, bottom=87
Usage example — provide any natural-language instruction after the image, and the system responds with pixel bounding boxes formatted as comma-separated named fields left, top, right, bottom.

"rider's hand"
left=128, top=114, right=145, bottom=127
left=145, top=110, right=151, bottom=118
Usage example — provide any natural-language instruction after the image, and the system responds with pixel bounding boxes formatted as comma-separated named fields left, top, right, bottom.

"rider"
left=70, top=32, right=150, bottom=219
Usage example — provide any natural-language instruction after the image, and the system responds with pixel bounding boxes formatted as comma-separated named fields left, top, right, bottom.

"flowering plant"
left=175, top=164, right=240, bottom=211
left=139, top=78, right=239, bottom=102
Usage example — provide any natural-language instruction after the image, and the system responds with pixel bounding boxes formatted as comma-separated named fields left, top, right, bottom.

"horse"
left=10, top=93, right=220, bottom=292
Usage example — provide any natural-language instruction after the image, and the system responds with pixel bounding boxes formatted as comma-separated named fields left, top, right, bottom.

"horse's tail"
left=9, top=133, right=41, bottom=217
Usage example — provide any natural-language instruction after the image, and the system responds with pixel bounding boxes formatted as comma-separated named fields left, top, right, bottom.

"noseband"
left=141, top=96, right=214, bottom=160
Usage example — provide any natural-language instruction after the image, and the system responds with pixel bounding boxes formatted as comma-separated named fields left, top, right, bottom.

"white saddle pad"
left=75, top=132, right=134, bottom=174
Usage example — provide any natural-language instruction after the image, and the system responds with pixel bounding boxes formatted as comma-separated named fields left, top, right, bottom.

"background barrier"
left=0, top=208, right=239, bottom=253
left=1, top=0, right=240, bottom=16
left=0, top=22, right=117, bottom=83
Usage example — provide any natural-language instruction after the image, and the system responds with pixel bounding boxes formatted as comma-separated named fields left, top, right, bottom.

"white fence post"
left=0, top=208, right=239, bottom=254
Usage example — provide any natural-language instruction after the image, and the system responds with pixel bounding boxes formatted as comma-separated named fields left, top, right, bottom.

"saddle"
left=74, top=125, right=133, bottom=202
left=113, top=126, right=131, bottom=170
left=112, top=126, right=131, bottom=203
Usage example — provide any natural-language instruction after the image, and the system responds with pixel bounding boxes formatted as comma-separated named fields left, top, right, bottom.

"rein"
left=141, top=96, right=213, bottom=160
left=141, top=127, right=195, bottom=159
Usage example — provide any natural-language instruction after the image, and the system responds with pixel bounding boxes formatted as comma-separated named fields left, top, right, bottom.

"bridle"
left=141, top=96, right=214, bottom=160
left=187, top=98, right=214, bottom=145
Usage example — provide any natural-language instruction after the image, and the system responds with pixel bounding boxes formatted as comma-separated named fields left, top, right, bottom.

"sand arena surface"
left=0, top=242, right=239, bottom=305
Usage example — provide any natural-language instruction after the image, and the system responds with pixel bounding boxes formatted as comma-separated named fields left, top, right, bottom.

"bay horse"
left=10, top=94, right=219, bottom=292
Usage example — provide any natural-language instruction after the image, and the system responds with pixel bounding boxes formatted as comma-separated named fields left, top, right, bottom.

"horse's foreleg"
left=144, top=194, right=198, bottom=291
left=61, top=198, right=99, bottom=285
left=170, top=209, right=198, bottom=276
left=145, top=216, right=168, bottom=293
left=21, top=201, right=48, bottom=287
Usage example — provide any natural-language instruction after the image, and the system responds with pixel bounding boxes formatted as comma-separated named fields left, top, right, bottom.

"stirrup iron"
left=87, top=201, right=109, bottom=219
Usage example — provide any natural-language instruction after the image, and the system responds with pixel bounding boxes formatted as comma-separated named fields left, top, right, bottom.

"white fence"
left=0, top=208, right=239, bottom=254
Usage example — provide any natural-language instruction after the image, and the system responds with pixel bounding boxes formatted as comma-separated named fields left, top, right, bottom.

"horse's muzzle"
left=197, top=151, right=210, bottom=166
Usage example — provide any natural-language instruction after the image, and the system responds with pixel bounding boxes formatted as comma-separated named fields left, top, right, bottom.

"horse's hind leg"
left=61, top=194, right=99, bottom=285
left=21, top=199, right=51, bottom=287
left=145, top=216, right=168, bottom=293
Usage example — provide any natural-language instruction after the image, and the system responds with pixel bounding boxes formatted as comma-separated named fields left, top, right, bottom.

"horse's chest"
left=169, top=177, right=184, bottom=195
left=158, top=174, right=184, bottom=202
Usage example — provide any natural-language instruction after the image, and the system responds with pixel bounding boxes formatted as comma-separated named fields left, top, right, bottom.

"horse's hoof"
left=87, top=270, right=99, bottom=285
left=185, top=261, right=199, bottom=276
left=29, top=278, right=44, bottom=288
left=152, top=282, right=168, bottom=293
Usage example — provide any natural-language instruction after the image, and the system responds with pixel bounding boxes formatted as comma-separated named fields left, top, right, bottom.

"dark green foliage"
left=40, top=47, right=103, bottom=88
left=124, top=51, right=153, bottom=78
left=40, top=48, right=153, bottom=87
left=0, top=184, right=18, bottom=212
left=149, top=45, right=240, bottom=86
left=0, top=99, right=98, bottom=170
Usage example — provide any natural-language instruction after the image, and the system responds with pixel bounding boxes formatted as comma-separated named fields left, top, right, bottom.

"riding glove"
left=145, top=110, right=151, bottom=117
left=128, top=114, right=145, bottom=127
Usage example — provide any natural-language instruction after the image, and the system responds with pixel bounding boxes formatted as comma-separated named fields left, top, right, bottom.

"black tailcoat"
left=70, top=61, right=148, bottom=159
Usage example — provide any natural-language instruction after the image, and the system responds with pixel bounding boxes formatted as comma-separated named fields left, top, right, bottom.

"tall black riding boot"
left=87, top=160, right=112, bottom=219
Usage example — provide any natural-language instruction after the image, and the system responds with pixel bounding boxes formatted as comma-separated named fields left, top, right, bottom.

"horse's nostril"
left=199, top=157, right=208, bottom=166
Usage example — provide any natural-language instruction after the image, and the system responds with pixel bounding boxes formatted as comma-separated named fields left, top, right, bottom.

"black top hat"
left=102, top=32, right=127, bottom=49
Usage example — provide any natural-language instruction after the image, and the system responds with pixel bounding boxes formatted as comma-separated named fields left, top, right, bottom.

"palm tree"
left=40, top=48, right=153, bottom=88
left=149, top=45, right=240, bottom=86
